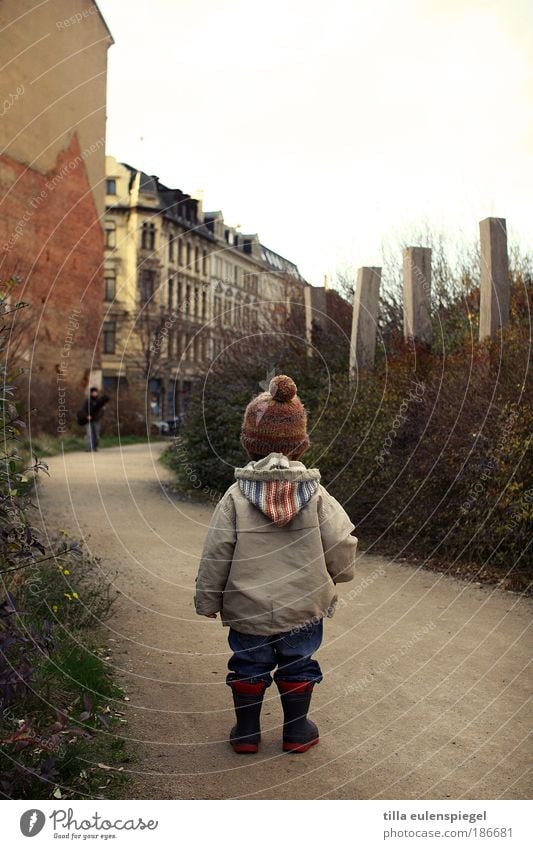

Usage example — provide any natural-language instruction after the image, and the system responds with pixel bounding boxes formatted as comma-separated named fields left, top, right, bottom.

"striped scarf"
left=238, top=477, right=318, bottom=526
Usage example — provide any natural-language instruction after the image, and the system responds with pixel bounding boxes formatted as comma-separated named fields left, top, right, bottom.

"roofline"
left=105, top=202, right=215, bottom=241
left=108, top=163, right=304, bottom=275
left=260, top=242, right=299, bottom=267
left=202, top=230, right=303, bottom=276
left=93, top=1, right=115, bottom=44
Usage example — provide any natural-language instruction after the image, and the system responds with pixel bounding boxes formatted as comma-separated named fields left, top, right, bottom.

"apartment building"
left=103, top=157, right=307, bottom=417
left=103, top=156, right=216, bottom=415
left=204, top=213, right=306, bottom=361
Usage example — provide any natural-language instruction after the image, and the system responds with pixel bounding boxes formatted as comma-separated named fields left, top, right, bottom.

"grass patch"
left=43, top=645, right=122, bottom=703
left=1, top=283, right=132, bottom=799
left=0, top=539, right=131, bottom=799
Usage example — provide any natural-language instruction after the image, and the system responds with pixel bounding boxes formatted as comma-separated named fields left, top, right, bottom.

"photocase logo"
left=20, top=809, right=46, bottom=837
left=258, top=367, right=277, bottom=394
left=255, top=367, right=278, bottom=423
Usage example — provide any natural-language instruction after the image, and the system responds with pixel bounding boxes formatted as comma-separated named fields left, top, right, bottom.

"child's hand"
left=202, top=613, right=217, bottom=619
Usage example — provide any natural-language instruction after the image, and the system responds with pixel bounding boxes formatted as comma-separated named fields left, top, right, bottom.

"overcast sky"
left=98, top=0, right=532, bottom=285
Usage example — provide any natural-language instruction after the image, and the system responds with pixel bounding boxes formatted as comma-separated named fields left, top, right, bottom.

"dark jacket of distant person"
left=81, top=391, right=110, bottom=424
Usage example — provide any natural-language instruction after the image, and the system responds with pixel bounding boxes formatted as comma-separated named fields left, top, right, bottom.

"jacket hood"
left=235, top=452, right=320, bottom=526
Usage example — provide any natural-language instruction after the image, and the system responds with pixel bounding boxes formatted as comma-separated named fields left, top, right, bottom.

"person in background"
left=81, top=386, right=110, bottom=452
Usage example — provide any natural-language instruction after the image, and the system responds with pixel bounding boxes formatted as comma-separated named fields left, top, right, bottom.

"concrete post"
left=403, top=247, right=432, bottom=346
left=304, top=284, right=313, bottom=353
left=304, top=284, right=328, bottom=351
left=479, top=217, right=509, bottom=341
left=349, top=266, right=381, bottom=373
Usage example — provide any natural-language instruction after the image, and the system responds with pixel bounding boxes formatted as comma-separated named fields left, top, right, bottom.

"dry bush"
left=311, top=312, right=532, bottom=592
left=98, top=384, right=149, bottom=438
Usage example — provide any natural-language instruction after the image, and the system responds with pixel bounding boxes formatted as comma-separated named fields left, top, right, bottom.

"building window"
left=178, top=238, right=183, bottom=266
left=202, top=250, right=208, bottom=276
left=106, top=178, right=117, bottom=195
left=224, top=292, right=233, bottom=325
left=186, top=284, right=191, bottom=316
left=194, top=287, right=199, bottom=318
left=234, top=265, right=239, bottom=285
left=168, top=275, right=174, bottom=310
left=195, top=246, right=200, bottom=274
left=149, top=378, right=162, bottom=417
left=214, top=293, right=222, bottom=325
left=104, top=220, right=116, bottom=248
left=140, top=269, right=156, bottom=302
left=235, top=294, right=242, bottom=327
left=103, top=375, right=126, bottom=392
left=201, top=290, right=207, bottom=319
left=186, top=242, right=191, bottom=268
left=168, top=234, right=175, bottom=262
left=103, top=321, right=116, bottom=354
left=182, top=380, right=192, bottom=412
left=104, top=269, right=116, bottom=302
left=141, top=221, right=156, bottom=250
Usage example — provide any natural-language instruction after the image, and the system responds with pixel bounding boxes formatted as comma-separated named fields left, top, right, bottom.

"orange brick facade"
left=0, top=133, right=104, bottom=393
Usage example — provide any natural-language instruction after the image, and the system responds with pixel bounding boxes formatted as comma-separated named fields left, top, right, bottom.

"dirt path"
left=37, top=443, right=532, bottom=800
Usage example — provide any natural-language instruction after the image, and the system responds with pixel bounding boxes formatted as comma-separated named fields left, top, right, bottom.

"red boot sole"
left=231, top=742, right=259, bottom=753
left=283, top=737, right=319, bottom=753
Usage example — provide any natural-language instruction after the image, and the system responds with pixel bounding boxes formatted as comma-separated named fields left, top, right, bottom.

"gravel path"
left=37, top=443, right=532, bottom=800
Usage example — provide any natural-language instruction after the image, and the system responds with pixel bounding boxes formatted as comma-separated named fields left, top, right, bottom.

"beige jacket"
left=194, top=453, right=358, bottom=634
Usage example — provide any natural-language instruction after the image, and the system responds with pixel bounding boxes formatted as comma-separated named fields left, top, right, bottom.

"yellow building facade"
left=103, top=156, right=307, bottom=418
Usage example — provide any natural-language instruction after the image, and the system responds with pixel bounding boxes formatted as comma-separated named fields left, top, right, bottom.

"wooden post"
left=403, top=247, right=432, bottom=347
left=349, top=266, right=381, bottom=374
left=479, top=217, right=509, bottom=341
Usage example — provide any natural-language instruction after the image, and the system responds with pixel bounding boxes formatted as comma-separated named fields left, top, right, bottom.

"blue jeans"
left=227, top=620, right=323, bottom=687
left=85, top=420, right=101, bottom=451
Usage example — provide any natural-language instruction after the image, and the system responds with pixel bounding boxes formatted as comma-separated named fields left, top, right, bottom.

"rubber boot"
left=277, top=680, right=319, bottom=753
left=229, top=680, right=268, bottom=753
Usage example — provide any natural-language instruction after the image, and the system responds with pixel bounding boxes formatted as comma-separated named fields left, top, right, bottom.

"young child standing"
left=194, top=375, right=357, bottom=754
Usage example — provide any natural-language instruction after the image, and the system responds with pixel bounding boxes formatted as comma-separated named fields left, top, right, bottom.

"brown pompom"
left=269, top=374, right=297, bottom=403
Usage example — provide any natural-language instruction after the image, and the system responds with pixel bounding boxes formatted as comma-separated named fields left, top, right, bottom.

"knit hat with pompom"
left=240, top=375, right=310, bottom=460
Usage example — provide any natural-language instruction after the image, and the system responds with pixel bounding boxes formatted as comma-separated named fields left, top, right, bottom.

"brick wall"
left=0, top=133, right=104, bottom=395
